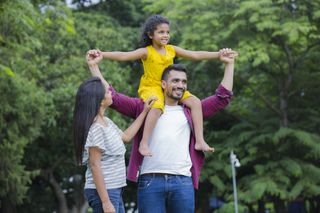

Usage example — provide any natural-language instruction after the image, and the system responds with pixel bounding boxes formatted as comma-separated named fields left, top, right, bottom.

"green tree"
left=143, top=0, right=320, bottom=212
left=0, top=0, right=47, bottom=211
left=1, top=0, right=142, bottom=212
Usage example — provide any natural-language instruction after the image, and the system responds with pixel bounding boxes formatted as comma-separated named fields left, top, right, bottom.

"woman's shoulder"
left=88, top=122, right=105, bottom=135
left=103, top=117, right=122, bottom=131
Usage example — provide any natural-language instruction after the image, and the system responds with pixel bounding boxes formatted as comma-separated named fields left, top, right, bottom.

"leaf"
left=0, top=64, right=15, bottom=77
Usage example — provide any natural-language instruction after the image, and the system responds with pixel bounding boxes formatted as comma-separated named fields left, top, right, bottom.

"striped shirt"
left=109, top=84, right=233, bottom=189
left=83, top=117, right=126, bottom=189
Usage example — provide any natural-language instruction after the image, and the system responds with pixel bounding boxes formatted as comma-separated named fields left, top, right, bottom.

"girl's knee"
left=183, top=96, right=201, bottom=105
left=150, top=108, right=162, bottom=115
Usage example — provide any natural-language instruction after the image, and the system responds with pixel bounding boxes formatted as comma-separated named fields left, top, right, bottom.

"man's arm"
left=220, top=59, right=234, bottom=91
left=201, top=53, right=235, bottom=119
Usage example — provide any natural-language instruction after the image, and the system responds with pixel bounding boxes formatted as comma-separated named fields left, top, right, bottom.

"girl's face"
left=100, top=85, right=113, bottom=108
left=149, top=23, right=170, bottom=46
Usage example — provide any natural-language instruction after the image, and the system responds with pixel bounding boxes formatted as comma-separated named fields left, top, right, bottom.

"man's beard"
left=166, top=89, right=185, bottom=101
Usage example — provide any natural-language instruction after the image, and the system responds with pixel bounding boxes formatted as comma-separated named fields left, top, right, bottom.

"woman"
left=73, top=51, right=155, bottom=213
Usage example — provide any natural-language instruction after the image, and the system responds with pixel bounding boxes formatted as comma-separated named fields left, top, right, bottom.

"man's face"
left=162, top=70, right=187, bottom=101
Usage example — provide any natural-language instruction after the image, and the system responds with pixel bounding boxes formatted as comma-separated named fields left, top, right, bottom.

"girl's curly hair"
left=140, top=15, right=170, bottom=47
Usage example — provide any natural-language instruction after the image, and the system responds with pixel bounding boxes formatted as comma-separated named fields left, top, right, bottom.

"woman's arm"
left=121, top=97, right=156, bottom=142
left=89, top=147, right=116, bottom=213
left=86, top=50, right=110, bottom=88
left=101, top=48, right=148, bottom=61
left=87, top=49, right=145, bottom=119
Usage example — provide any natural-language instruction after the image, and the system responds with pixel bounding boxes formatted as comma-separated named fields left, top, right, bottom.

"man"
left=86, top=49, right=235, bottom=213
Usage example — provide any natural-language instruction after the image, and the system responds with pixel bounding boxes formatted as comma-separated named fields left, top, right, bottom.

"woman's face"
left=100, top=85, right=113, bottom=108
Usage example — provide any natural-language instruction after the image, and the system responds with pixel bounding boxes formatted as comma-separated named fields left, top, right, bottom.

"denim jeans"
left=84, top=188, right=125, bottom=213
left=137, top=174, right=195, bottom=213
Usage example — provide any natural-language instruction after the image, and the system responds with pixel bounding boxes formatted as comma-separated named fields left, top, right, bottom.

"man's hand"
left=219, top=48, right=238, bottom=60
left=219, top=48, right=237, bottom=64
left=86, top=49, right=103, bottom=66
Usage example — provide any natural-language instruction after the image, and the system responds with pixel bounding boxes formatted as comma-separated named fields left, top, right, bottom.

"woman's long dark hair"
left=140, top=14, right=170, bottom=47
left=72, top=77, right=106, bottom=165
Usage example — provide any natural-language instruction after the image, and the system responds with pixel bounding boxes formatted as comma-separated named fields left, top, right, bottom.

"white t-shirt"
left=140, top=105, right=192, bottom=176
left=83, top=117, right=127, bottom=189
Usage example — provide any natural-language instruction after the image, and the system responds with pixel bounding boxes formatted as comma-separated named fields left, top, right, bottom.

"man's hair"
left=161, top=64, right=188, bottom=81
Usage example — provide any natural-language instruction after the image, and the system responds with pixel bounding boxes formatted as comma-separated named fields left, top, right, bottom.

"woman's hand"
left=143, top=96, right=157, bottom=112
left=86, top=49, right=103, bottom=66
left=102, top=200, right=116, bottom=213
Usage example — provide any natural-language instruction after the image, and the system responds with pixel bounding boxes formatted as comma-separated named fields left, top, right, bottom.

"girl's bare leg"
left=139, top=108, right=162, bottom=156
left=182, top=96, right=214, bottom=152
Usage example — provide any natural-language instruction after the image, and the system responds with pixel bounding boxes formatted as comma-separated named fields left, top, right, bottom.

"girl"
left=73, top=52, right=156, bottom=213
left=98, top=14, right=235, bottom=156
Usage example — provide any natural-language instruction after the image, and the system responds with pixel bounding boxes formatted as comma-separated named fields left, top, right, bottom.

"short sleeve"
left=85, top=124, right=107, bottom=151
left=82, top=124, right=107, bottom=164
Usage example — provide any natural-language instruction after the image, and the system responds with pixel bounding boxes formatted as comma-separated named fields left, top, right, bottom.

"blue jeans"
left=84, top=188, right=125, bottom=213
left=138, top=174, right=195, bottom=213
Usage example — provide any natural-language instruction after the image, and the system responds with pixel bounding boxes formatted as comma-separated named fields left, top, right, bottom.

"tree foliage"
left=0, top=0, right=319, bottom=212
left=144, top=0, right=320, bottom=212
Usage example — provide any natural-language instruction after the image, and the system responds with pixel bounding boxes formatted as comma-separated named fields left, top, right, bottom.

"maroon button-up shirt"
left=109, top=84, right=232, bottom=189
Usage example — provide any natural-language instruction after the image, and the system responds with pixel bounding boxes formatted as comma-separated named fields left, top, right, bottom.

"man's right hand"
left=86, top=49, right=103, bottom=66
left=219, top=48, right=238, bottom=60
left=219, top=48, right=237, bottom=64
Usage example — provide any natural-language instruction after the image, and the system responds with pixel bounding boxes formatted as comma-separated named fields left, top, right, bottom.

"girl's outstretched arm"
left=173, top=45, right=221, bottom=60
left=101, top=48, right=148, bottom=61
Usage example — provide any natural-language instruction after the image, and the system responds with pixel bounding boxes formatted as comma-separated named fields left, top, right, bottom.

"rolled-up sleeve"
left=201, top=84, right=233, bottom=119
left=109, top=85, right=143, bottom=119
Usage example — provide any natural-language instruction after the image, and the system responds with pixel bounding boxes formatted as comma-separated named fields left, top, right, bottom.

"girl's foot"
left=139, top=142, right=152, bottom=156
left=195, top=140, right=214, bottom=152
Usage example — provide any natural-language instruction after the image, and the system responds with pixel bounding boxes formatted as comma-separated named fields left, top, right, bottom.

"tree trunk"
left=195, top=181, right=212, bottom=213
left=273, top=197, right=286, bottom=213
left=279, top=43, right=294, bottom=128
left=257, top=199, right=265, bottom=213
left=43, top=169, right=68, bottom=213
left=309, top=196, right=320, bottom=213
left=70, top=201, right=88, bottom=213
left=247, top=204, right=255, bottom=213
left=279, top=88, right=289, bottom=127
left=0, top=198, right=17, bottom=213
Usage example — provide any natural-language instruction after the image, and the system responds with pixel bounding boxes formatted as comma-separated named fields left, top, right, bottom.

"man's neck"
left=164, top=98, right=179, bottom=106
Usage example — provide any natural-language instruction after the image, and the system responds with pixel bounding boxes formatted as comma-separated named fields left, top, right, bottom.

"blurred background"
left=0, top=0, right=319, bottom=212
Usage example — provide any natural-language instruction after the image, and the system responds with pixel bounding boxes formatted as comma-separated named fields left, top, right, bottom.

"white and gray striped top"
left=83, top=117, right=127, bottom=189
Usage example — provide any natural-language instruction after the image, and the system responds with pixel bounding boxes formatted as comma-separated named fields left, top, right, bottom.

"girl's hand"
left=102, top=201, right=116, bottom=213
left=219, top=48, right=237, bottom=64
left=86, top=49, right=103, bottom=66
left=219, top=48, right=238, bottom=59
left=144, top=96, right=157, bottom=112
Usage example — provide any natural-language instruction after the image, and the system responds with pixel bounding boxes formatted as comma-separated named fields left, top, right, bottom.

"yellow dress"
left=138, top=45, right=192, bottom=111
